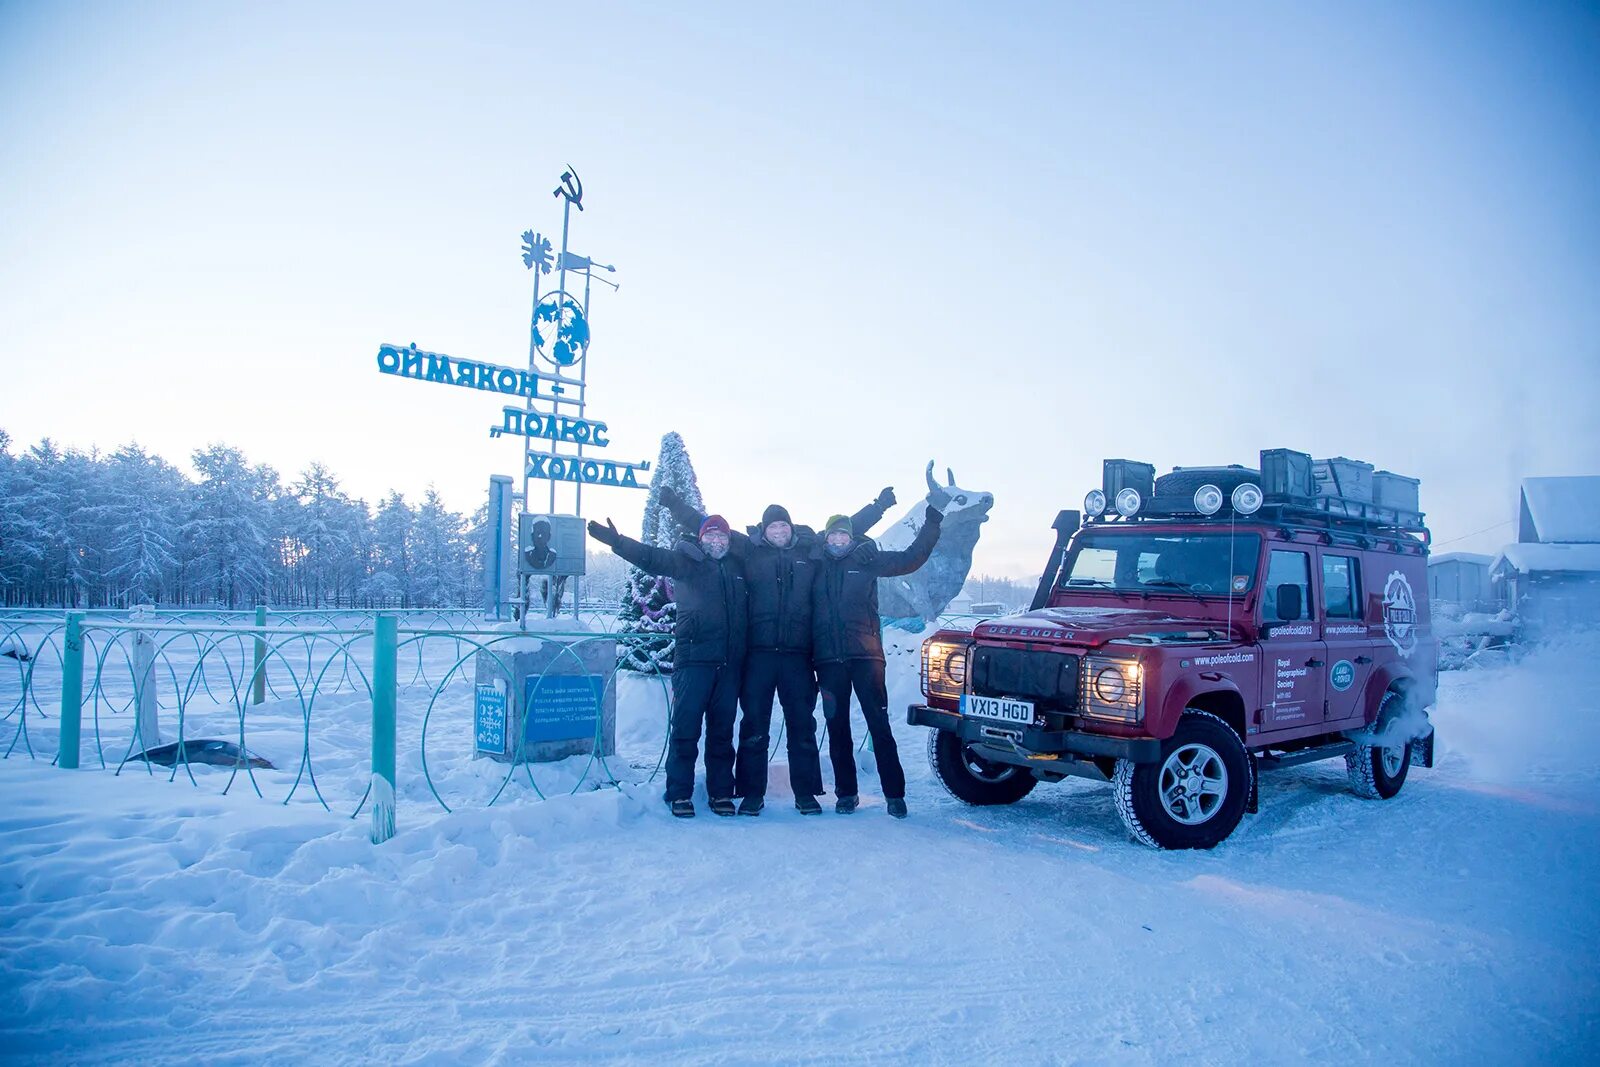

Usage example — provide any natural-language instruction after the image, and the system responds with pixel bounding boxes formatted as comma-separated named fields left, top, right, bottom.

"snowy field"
left=3, top=629, right=1598, bottom=1065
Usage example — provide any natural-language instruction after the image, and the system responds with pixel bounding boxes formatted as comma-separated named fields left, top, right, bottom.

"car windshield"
left=1058, top=531, right=1261, bottom=596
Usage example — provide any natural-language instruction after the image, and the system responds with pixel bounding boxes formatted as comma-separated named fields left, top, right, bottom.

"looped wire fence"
left=2, top=607, right=991, bottom=841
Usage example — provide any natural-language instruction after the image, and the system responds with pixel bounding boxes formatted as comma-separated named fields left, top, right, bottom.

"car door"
left=1318, top=550, right=1370, bottom=723
left=1257, top=547, right=1326, bottom=731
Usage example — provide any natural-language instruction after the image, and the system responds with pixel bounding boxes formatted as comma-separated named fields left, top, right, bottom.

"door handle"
left=1354, top=656, right=1372, bottom=665
left=1306, top=658, right=1324, bottom=668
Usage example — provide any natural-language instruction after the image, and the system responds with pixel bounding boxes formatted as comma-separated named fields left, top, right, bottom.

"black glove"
left=923, top=503, right=944, bottom=526
left=875, top=486, right=896, bottom=510
left=587, top=519, right=620, bottom=546
left=926, top=484, right=952, bottom=509
left=659, top=486, right=684, bottom=510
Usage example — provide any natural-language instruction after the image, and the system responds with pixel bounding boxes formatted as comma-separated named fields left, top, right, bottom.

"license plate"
left=962, top=694, right=1035, bottom=725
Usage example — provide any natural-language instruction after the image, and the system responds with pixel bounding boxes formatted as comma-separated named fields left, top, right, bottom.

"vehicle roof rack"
left=1082, top=448, right=1430, bottom=548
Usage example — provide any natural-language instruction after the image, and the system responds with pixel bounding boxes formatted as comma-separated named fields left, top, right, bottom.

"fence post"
left=370, top=613, right=398, bottom=843
left=252, top=604, right=268, bottom=705
left=58, top=612, right=85, bottom=769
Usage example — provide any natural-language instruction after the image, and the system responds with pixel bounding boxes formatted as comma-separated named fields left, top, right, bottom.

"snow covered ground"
left=3, top=630, right=1598, bottom=1064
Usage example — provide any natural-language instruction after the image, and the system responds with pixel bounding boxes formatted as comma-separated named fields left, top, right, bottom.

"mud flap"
left=1410, top=728, right=1436, bottom=769
left=1246, top=750, right=1259, bottom=815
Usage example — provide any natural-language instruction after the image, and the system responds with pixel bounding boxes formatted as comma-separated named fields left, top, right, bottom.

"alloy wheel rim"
left=1159, top=743, right=1228, bottom=825
left=1381, top=743, right=1405, bottom=777
left=962, top=746, right=1017, bottom=783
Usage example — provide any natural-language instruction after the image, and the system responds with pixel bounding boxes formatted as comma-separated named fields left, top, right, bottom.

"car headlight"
left=921, top=638, right=970, bottom=700
left=1081, top=657, right=1143, bottom=722
left=1093, top=665, right=1127, bottom=703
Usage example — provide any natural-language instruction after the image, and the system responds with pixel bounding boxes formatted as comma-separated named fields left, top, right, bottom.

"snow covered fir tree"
left=617, top=432, right=704, bottom=673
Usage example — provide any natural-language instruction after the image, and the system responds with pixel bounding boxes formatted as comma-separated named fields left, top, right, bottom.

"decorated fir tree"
left=617, top=432, right=704, bottom=673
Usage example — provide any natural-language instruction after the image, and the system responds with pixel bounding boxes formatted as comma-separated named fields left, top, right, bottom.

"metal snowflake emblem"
left=520, top=231, right=553, bottom=273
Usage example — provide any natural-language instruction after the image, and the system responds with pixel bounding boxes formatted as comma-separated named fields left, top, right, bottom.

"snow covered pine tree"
left=617, top=432, right=705, bottom=673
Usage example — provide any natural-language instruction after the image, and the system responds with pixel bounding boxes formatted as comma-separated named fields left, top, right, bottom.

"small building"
left=1427, top=552, right=1496, bottom=614
left=1491, top=476, right=1600, bottom=638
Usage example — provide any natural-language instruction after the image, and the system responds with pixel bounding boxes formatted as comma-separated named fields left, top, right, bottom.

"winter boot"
left=795, top=795, right=822, bottom=816
left=709, top=797, right=737, bottom=817
left=737, top=796, right=764, bottom=817
left=886, top=798, right=908, bottom=819
left=668, top=799, right=695, bottom=819
left=835, top=794, right=859, bottom=815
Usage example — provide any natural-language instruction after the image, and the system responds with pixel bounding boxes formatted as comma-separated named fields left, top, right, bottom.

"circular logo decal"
left=1382, top=570, right=1418, bottom=659
left=1330, top=659, right=1356, bottom=692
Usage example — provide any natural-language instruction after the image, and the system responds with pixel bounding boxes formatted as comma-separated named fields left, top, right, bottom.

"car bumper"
left=907, top=704, right=1162, bottom=763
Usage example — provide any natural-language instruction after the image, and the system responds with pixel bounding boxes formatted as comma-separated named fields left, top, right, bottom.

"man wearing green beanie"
left=811, top=497, right=944, bottom=818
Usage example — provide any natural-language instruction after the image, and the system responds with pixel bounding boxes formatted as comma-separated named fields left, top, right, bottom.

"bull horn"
left=925, top=462, right=939, bottom=494
left=947, top=467, right=956, bottom=487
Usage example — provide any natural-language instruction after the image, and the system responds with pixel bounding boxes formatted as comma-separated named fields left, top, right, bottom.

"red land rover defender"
left=908, top=449, right=1438, bottom=850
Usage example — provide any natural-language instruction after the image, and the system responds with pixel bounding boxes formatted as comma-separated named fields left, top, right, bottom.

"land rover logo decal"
left=1330, top=660, right=1356, bottom=691
left=1382, top=570, right=1418, bottom=659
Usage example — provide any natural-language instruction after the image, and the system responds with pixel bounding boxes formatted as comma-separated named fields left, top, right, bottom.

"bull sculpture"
left=875, top=461, right=993, bottom=631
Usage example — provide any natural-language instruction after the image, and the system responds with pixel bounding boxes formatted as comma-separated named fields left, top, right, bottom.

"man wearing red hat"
left=588, top=512, right=747, bottom=818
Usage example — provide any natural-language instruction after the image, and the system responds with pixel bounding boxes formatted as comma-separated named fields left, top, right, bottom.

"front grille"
left=970, top=647, right=1080, bottom=710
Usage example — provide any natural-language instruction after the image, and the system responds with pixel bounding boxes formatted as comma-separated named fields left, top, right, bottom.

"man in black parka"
left=658, top=486, right=894, bottom=816
left=812, top=501, right=943, bottom=818
left=588, top=513, right=746, bottom=818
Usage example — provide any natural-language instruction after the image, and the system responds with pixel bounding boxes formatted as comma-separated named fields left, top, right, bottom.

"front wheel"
left=1113, top=709, right=1252, bottom=850
left=928, top=731, right=1038, bottom=806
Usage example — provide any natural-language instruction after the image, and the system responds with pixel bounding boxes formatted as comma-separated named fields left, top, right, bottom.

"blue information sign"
left=475, top=684, right=508, bottom=754
left=523, top=674, right=605, bottom=743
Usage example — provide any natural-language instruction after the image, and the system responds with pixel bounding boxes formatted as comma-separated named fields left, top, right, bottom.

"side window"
left=1263, top=550, right=1311, bottom=621
left=1321, top=555, right=1360, bottom=619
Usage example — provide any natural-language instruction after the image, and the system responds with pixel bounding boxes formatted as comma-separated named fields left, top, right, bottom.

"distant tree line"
left=0, top=429, right=484, bottom=609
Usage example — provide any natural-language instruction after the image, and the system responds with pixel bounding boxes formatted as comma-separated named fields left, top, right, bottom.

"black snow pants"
left=817, top=657, right=905, bottom=800
left=735, top=650, right=823, bottom=801
left=667, top=663, right=741, bottom=803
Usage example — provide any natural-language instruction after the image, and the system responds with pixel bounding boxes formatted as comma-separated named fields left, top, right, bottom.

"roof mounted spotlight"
left=1194, top=484, right=1224, bottom=516
left=1084, top=489, right=1107, bottom=518
left=1115, top=487, right=1142, bottom=517
left=1232, top=482, right=1264, bottom=515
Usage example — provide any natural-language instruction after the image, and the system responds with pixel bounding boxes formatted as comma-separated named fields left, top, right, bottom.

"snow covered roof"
left=1428, top=552, right=1493, bottom=568
left=1493, top=543, right=1600, bottom=576
left=1520, top=476, right=1600, bottom=544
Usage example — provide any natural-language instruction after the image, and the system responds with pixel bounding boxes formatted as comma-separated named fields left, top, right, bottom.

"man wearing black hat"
left=588, top=512, right=746, bottom=818
left=812, top=499, right=943, bottom=818
left=659, top=486, right=894, bottom=816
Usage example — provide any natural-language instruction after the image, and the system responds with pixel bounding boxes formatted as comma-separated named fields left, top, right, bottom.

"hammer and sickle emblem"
left=553, top=166, right=584, bottom=211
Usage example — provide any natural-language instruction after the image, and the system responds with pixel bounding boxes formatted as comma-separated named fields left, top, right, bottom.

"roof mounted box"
left=1103, top=459, right=1155, bottom=504
left=1373, top=471, right=1420, bottom=512
left=1260, top=449, right=1315, bottom=500
left=1312, top=457, right=1374, bottom=503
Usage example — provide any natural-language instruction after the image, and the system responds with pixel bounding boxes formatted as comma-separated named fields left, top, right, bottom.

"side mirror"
left=1275, top=583, right=1303, bottom=621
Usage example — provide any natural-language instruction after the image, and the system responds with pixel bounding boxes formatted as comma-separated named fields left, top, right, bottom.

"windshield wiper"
left=1141, top=579, right=1207, bottom=603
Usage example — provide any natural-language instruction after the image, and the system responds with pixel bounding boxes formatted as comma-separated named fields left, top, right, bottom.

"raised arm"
left=658, top=486, right=706, bottom=535
left=588, top=520, right=691, bottom=578
left=873, top=505, right=943, bottom=577
left=660, top=486, right=751, bottom=555
left=850, top=486, right=896, bottom=536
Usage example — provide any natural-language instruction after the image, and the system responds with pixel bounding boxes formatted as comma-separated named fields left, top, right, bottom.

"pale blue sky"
left=2, top=1, right=1596, bottom=574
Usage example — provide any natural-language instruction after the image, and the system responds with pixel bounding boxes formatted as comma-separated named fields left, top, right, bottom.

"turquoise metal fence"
left=3, top=607, right=992, bottom=840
